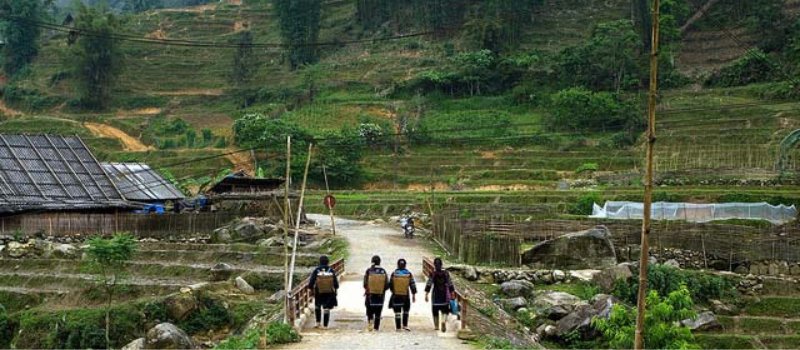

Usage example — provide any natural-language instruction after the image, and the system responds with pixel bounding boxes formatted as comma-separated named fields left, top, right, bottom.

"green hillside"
left=2, top=0, right=800, bottom=195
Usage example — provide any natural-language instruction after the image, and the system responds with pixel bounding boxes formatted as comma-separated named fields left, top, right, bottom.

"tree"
left=593, top=285, right=699, bottom=349
left=230, top=30, right=255, bottom=87
left=84, top=234, right=137, bottom=348
left=356, top=0, right=391, bottom=30
left=299, top=63, right=328, bottom=102
left=556, top=20, right=642, bottom=91
left=545, top=87, right=643, bottom=133
left=272, top=0, right=321, bottom=70
left=0, top=0, right=45, bottom=76
left=70, top=3, right=122, bottom=109
left=451, top=50, right=495, bottom=96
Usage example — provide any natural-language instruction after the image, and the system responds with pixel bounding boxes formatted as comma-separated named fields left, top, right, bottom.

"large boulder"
left=122, top=338, right=145, bottom=350
left=235, top=276, right=256, bottom=294
left=531, top=291, right=585, bottom=320
left=500, top=280, right=535, bottom=298
left=592, top=265, right=633, bottom=292
left=163, top=293, right=198, bottom=321
left=463, top=266, right=479, bottom=281
left=522, top=226, right=617, bottom=270
left=51, top=243, right=78, bottom=259
left=499, top=297, right=528, bottom=311
left=7, top=241, right=30, bottom=258
left=209, top=263, right=234, bottom=281
left=681, top=311, right=721, bottom=331
left=211, top=228, right=232, bottom=243
left=145, top=323, right=194, bottom=349
left=233, top=219, right=266, bottom=242
left=554, top=294, right=617, bottom=338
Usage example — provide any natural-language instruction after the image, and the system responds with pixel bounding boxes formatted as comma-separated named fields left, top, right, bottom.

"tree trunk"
left=680, top=0, right=721, bottom=35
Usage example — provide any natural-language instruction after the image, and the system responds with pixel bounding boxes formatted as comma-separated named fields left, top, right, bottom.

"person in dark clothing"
left=424, top=257, right=455, bottom=333
left=363, top=255, right=388, bottom=331
left=308, top=255, right=339, bottom=329
left=388, top=258, right=417, bottom=331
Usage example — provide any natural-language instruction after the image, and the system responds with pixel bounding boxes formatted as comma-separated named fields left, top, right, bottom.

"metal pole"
left=322, top=164, right=336, bottom=235
left=287, top=144, right=314, bottom=292
left=283, top=136, right=291, bottom=323
left=634, top=0, right=660, bottom=349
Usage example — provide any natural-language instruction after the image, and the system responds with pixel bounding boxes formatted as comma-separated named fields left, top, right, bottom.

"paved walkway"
left=282, top=214, right=472, bottom=350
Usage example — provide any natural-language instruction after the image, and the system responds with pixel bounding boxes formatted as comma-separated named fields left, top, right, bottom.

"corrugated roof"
left=102, top=162, right=185, bottom=202
left=0, top=134, right=129, bottom=214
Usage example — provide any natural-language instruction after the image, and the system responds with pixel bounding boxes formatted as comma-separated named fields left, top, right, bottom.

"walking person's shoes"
left=403, top=327, right=411, bottom=332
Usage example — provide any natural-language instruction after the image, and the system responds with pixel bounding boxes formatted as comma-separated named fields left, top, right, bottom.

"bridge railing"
left=287, top=258, right=345, bottom=326
left=423, top=257, right=468, bottom=330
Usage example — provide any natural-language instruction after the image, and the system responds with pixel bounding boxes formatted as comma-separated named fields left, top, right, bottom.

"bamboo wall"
left=433, top=208, right=800, bottom=267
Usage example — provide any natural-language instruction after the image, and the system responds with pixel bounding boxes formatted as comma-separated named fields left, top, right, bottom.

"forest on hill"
left=1, top=0, right=799, bottom=190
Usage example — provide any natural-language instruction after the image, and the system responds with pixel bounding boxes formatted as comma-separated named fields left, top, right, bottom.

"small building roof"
left=101, top=163, right=185, bottom=202
left=207, top=171, right=285, bottom=195
left=0, top=134, right=130, bottom=214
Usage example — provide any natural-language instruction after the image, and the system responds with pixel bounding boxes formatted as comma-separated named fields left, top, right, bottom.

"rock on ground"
left=209, top=263, right=234, bottom=281
left=164, top=293, right=197, bottom=321
left=499, top=296, right=528, bottom=311
left=145, top=323, right=194, bottom=349
left=235, top=276, right=256, bottom=294
left=592, top=265, right=633, bottom=292
left=463, top=266, right=479, bottom=281
left=681, top=311, right=721, bottom=331
left=500, top=279, right=535, bottom=298
left=122, top=338, right=145, bottom=350
left=531, top=291, right=585, bottom=320
left=554, top=294, right=617, bottom=339
left=522, top=225, right=617, bottom=270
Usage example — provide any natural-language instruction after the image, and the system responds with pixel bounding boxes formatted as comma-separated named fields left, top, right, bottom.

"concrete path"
left=282, top=214, right=472, bottom=350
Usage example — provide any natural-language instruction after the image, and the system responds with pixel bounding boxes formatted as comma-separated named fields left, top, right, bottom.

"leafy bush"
left=613, top=265, right=737, bottom=305
left=593, top=285, right=699, bottom=349
left=215, top=328, right=262, bottom=349
left=1, top=84, right=63, bottom=110
left=705, top=50, right=776, bottom=87
left=179, top=293, right=233, bottom=334
left=575, top=162, right=599, bottom=174
left=0, top=305, right=12, bottom=348
left=265, top=322, right=300, bottom=344
left=569, top=192, right=602, bottom=215
left=544, top=87, right=643, bottom=133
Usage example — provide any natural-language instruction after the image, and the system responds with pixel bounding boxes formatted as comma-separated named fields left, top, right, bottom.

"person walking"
left=425, top=257, right=455, bottom=333
left=308, top=255, right=339, bottom=329
left=363, top=255, right=388, bottom=331
left=388, top=258, right=417, bottom=331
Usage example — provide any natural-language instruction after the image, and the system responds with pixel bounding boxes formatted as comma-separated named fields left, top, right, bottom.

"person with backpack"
left=424, top=257, right=455, bottom=333
left=363, top=255, right=388, bottom=331
left=308, top=255, right=339, bottom=329
left=388, top=258, right=417, bottom=331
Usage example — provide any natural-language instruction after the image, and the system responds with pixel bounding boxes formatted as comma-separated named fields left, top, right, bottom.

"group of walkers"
left=308, top=255, right=457, bottom=332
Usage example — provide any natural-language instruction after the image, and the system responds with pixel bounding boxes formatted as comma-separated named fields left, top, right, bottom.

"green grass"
left=743, top=297, right=800, bottom=318
left=738, top=317, right=785, bottom=335
left=760, top=335, right=800, bottom=349
left=695, top=334, right=757, bottom=349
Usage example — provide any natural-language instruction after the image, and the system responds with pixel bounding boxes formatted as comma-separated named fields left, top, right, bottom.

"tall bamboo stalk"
left=283, top=136, right=291, bottom=323
left=634, top=0, right=660, bottom=348
left=287, top=144, right=314, bottom=293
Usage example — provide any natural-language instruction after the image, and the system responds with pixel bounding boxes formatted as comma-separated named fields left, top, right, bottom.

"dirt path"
left=284, top=214, right=472, bottom=350
left=84, top=123, right=153, bottom=152
left=0, top=99, right=23, bottom=117
left=225, top=148, right=255, bottom=173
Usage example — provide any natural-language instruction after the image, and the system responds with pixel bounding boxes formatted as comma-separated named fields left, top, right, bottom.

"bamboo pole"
left=634, top=0, right=660, bottom=349
left=322, top=165, right=336, bottom=235
left=283, top=136, right=291, bottom=324
left=287, top=144, right=314, bottom=293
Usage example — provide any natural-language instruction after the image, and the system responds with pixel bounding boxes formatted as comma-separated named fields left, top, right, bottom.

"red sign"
left=323, top=195, right=336, bottom=209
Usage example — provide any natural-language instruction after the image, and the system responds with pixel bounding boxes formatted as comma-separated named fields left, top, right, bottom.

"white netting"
left=590, top=201, right=798, bottom=224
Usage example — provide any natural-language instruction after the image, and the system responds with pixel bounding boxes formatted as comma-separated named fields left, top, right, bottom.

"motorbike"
left=400, top=217, right=415, bottom=239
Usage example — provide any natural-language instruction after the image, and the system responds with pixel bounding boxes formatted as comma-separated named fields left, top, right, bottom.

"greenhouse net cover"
left=591, top=201, right=798, bottom=224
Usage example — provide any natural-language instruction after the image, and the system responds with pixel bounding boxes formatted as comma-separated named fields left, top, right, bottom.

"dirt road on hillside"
left=84, top=123, right=153, bottom=152
left=283, top=214, right=471, bottom=350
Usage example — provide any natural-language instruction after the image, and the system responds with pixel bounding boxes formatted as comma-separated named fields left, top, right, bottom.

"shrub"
left=179, top=293, right=232, bottom=334
left=613, top=265, right=737, bottom=305
left=569, top=192, right=602, bottom=215
left=544, top=87, right=643, bottom=133
left=575, top=162, right=599, bottom=174
left=0, top=305, right=12, bottom=348
left=705, top=50, right=776, bottom=87
left=593, top=285, right=699, bottom=349
left=265, top=322, right=300, bottom=344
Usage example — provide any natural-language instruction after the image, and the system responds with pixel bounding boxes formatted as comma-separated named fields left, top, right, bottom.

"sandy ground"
left=281, top=214, right=472, bottom=350
left=84, top=123, right=153, bottom=152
